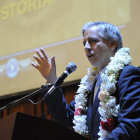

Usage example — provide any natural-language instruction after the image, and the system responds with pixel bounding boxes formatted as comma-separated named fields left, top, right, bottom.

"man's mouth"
left=88, top=54, right=94, bottom=58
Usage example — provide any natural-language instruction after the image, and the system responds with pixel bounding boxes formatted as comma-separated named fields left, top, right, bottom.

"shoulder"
left=117, top=65, right=140, bottom=93
left=121, top=65, right=140, bottom=74
left=119, top=65, right=140, bottom=80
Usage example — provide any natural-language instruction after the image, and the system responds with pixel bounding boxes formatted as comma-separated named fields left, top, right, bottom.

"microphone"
left=46, top=62, right=77, bottom=95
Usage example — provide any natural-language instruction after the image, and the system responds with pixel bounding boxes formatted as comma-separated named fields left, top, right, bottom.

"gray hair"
left=82, top=21, right=123, bottom=53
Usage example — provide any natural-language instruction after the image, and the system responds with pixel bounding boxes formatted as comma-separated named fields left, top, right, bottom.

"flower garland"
left=73, top=66, right=98, bottom=135
left=73, top=47, right=132, bottom=139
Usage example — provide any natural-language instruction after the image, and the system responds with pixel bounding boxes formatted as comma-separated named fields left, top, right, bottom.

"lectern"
left=0, top=112, right=89, bottom=140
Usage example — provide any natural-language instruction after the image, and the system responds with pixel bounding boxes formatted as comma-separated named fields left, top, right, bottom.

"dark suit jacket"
left=45, top=65, right=140, bottom=140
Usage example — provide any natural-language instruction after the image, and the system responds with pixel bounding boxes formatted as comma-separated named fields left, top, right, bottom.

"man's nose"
left=85, top=41, right=91, bottom=50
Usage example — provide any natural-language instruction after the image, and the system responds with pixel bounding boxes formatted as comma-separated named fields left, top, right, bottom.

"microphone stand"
left=0, top=83, right=54, bottom=112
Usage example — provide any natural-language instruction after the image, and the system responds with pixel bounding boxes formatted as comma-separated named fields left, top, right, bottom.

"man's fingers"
left=51, top=56, right=56, bottom=68
left=36, top=49, right=45, bottom=61
left=40, top=48, right=49, bottom=60
left=31, top=62, right=39, bottom=69
left=33, top=54, right=42, bottom=64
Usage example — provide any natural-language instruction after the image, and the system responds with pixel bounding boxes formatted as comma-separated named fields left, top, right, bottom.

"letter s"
left=1, top=6, right=9, bottom=20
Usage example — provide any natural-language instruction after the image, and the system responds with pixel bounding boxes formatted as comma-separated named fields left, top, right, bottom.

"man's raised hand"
left=31, top=48, right=57, bottom=83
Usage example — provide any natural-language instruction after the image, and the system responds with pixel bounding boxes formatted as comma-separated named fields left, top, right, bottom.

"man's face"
left=83, top=26, right=116, bottom=71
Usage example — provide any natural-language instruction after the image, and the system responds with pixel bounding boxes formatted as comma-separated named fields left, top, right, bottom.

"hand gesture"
left=31, top=48, right=57, bottom=83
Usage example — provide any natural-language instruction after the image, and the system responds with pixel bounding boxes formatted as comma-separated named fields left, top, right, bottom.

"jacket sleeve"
left=44, top=86, right=75, bottom=128
left=104, top=65, right=140, bottom=140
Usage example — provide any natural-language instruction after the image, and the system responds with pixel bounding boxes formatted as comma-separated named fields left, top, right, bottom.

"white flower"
left=98, top=106, right=106, bottom=118
left=100, top=74, right=116, bottom=94
left=98, top=127, right=110, bottom=138
left=73, top=115, right=88, bottom=134
left=106, top=83, right=116, bottom=94
left=76, top=85, right=87, bottom=94
left=112, top=104, right=120, bottom=117
left=106, top=97, right=116, bottom=107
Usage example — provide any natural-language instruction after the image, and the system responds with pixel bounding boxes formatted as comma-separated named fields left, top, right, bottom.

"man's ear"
left=110, top=39, right=117, bottom=50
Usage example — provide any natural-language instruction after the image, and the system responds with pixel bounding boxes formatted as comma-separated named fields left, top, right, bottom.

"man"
left=32, top=22, right=140, bottom=140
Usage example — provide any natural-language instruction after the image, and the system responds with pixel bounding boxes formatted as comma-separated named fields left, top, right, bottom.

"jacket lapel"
left=91, top=87, right=100, bottom=120
left=87, top=80, right=97, bottom=132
